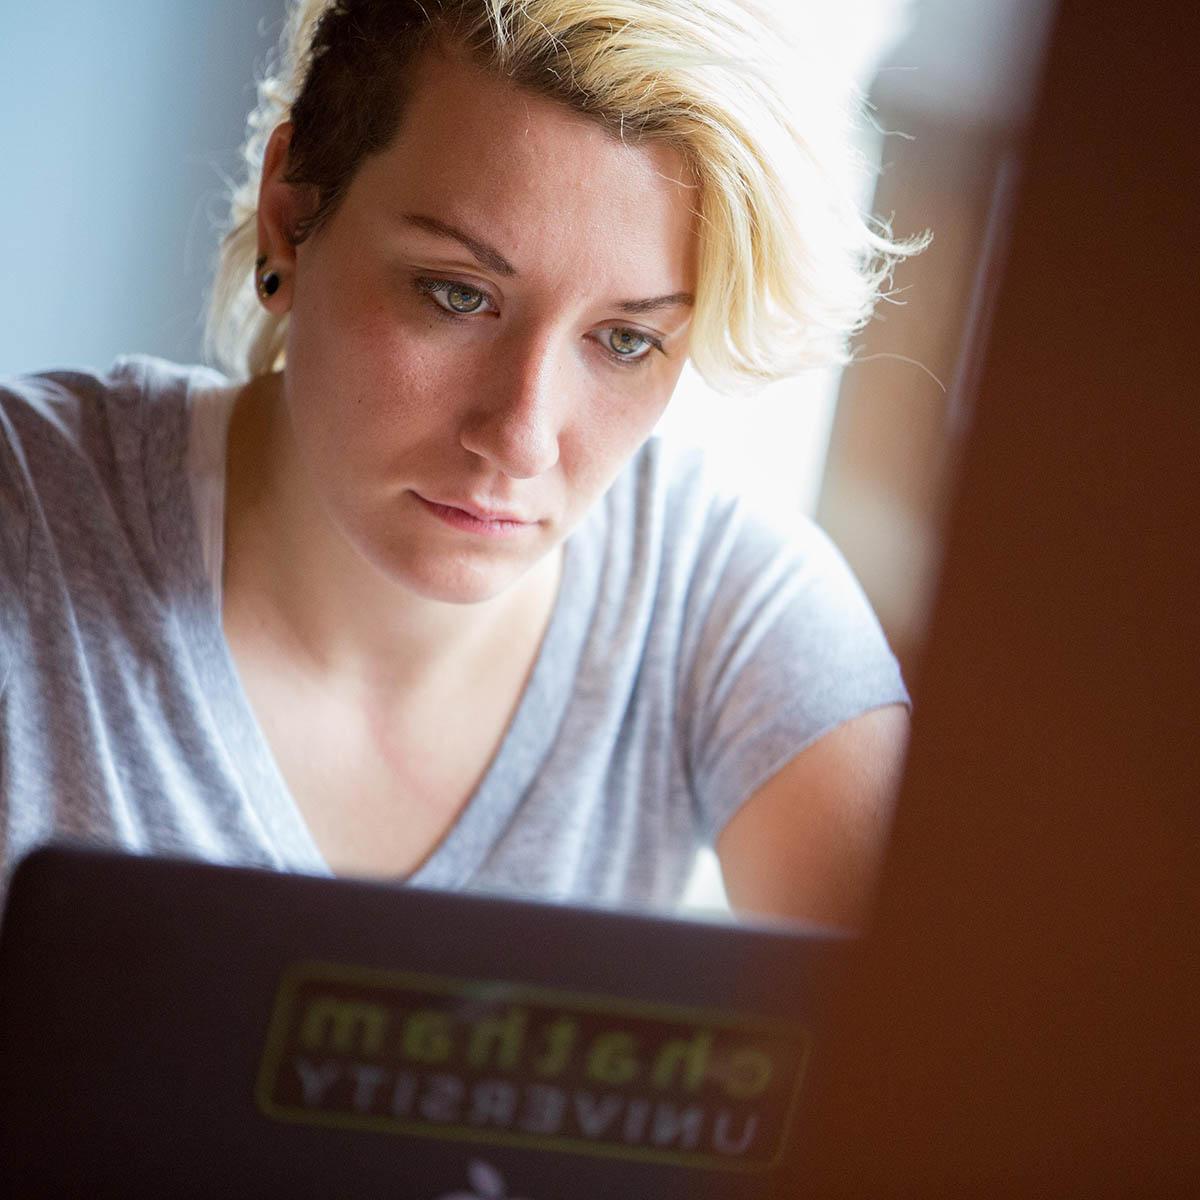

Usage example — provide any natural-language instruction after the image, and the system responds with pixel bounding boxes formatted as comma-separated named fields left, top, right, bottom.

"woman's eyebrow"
left=401, top=211, right=694, bottom=313
left=402, top=213, right=516, bottom=276
left=615, top=292, right=694, bottom=314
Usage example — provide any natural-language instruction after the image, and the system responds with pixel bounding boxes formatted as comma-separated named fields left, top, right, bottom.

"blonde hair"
left=206, top=0, right=921, bottom=392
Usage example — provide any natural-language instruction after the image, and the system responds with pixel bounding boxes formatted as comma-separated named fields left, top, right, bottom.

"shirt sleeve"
left=0, top=387, right=32, bottom=698
left=677, top=487, right=909, bottom=843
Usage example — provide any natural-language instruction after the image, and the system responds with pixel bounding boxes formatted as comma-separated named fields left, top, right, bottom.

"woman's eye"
left=416, top=278, right=493, bottom=315
left=602, top=327, right=659, bottom=363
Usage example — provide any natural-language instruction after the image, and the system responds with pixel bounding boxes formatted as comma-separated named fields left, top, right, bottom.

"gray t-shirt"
left=0, top=356, right=907, bottom=908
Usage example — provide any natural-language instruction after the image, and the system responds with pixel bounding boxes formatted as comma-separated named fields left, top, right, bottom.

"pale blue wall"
left=0, top=1, right=287, bottom=376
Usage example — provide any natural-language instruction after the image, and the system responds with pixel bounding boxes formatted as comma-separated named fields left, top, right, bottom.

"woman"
left=0, top=0, right=915, bottom=924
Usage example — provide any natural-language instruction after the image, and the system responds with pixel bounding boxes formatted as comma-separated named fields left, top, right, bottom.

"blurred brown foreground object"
left=794, top=0, right=1200, bottom=1194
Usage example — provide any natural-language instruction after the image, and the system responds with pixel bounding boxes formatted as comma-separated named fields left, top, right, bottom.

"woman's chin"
left=343, top=508, right=559, bottom=608
left=377, top=549, right=534, bottom=607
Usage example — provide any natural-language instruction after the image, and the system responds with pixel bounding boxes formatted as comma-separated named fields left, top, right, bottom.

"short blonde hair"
left=206, top=0, right=920, bottom=392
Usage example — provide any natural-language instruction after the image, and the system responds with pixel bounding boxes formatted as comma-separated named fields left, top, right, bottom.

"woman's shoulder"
left=0, top=356, right=231, bottom=591
left=0, top=355, right=226, bottom=449
left=0, top=355, right=229, bottom=516
left=602, top=433, right=836, bottom=578
left=601, top=434, right=721, bottom=541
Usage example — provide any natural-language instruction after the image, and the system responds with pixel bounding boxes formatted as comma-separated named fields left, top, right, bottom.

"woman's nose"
left=458, top=334, right=564, bottom=479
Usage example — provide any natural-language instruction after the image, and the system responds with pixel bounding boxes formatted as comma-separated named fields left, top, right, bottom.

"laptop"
left=0, top=844, right=848, bottom=1198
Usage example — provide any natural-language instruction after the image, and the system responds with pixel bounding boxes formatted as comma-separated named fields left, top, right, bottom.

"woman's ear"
left=253, top=122, right=315, bottom=314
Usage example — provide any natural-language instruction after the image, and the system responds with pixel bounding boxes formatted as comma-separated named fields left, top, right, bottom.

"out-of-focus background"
left=0, top=1, right=284, bottom=373
left=817, top=0, right=1057, bottom=686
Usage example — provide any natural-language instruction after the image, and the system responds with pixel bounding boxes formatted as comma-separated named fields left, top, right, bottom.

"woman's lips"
left=413, top=492, right=536, bottom=537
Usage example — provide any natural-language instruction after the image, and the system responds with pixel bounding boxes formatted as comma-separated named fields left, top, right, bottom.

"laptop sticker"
left=256, top=962, right=812, bottom=1172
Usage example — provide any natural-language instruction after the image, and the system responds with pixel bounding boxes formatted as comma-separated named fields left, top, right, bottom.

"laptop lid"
left=0, top=844, right=847, bottom=1198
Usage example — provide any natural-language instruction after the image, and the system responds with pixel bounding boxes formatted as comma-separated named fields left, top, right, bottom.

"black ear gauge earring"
left=254, top=254, right=281, bottom=301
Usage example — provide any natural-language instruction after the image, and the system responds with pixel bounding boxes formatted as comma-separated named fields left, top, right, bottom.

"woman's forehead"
left=344, top=50, right=699, bottom=291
